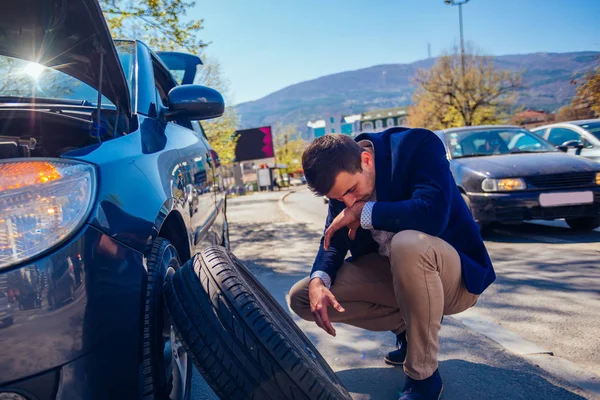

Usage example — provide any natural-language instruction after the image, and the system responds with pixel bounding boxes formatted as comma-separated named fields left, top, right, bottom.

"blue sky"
left=190, top=0, right=600, bottom=105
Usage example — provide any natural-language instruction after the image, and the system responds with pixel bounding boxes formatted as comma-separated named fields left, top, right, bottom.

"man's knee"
left=391, top=230, right=432, bottom=259
left=288, top=277, right=313, bottom=321
left=390, top=230, right=436, bottom=277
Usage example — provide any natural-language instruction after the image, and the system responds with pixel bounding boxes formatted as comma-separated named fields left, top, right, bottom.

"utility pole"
left=444, top=0, right=470, bottom=80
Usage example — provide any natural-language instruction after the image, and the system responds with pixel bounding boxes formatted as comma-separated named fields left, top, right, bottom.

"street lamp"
left=444, top=0, right=470, bottom=79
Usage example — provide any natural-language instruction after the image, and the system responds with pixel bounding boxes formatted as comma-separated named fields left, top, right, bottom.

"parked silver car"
left=531, top=119, right=600, bottom=162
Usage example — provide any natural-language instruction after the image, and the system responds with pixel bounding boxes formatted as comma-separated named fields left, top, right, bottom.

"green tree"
left=195, top=56, right=239, bottom=164
left=408, top=45, right=522, bottom=129
left=274, top=125, right=308, bottom=174
left=100, top=0, right=208, bottom=52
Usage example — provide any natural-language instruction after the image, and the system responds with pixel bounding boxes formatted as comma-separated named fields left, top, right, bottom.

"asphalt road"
left=283, top=187, right=600, bottom=378
left=191, top=190, right=594, bottom=399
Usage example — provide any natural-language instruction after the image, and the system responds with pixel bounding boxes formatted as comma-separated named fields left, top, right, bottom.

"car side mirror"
left=561, top=140, right=583, bottom=148
left=166, top=85, right=225, bottom=121
left=557, top=145, right=569, bottom=152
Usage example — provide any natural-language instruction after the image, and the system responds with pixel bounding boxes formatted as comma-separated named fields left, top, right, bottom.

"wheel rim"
left=163, top=265, right=189, bottom=399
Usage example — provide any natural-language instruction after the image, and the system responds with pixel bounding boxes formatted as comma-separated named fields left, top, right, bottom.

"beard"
left=360, top=169, right=376, bottom=202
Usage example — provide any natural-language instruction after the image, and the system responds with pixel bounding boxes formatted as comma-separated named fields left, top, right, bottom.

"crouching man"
left=289, top=128, right=495, bottom=400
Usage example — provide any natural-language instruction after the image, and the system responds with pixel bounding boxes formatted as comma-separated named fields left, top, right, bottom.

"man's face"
left=486, top=137, right=502, bottom=152
left=326, top=151, right=376, bottom=208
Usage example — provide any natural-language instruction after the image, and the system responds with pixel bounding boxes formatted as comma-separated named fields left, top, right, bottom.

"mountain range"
left=235, top=51, right=599, bottom=138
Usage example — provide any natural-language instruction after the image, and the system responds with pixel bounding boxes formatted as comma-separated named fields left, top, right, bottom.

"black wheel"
left=566, top=216, right=600, bottom=231
left=164, top=246, right=352, bottom=400
left=142, top=238, right=192, bottom=400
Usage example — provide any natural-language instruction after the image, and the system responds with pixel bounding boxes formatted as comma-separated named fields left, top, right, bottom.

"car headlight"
left=0, top=159, right=96, bottom=270
left=482, top=178, right=527, bottom=192
left=596, top=172, right=600, bottom=185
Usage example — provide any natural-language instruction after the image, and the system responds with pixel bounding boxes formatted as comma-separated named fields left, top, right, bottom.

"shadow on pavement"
left=337, top=360, right=587, bottom=400
left=483, top=222, right=600, bottom=244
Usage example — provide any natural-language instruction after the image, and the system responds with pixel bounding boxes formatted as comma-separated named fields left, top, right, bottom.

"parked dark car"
left=0, top=0, right=228, bottom=398
left=435, top=126, right=600, bottom=231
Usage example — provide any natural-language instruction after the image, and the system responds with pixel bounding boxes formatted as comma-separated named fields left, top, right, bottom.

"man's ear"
left=361, top=150, right=374, bottom=168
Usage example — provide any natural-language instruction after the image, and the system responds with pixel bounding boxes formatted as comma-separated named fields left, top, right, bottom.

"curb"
left=454, top=309, right=600, bottom=398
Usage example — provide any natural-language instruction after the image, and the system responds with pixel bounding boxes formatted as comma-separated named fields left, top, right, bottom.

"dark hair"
left=302, top=134, right=363, bottom=196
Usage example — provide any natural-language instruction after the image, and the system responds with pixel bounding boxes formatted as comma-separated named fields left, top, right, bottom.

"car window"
left=151, top=56, right=177, bottom=113
left=547, top=127, right=581, bottom=146
left=447, top=128, right=556, bottom=158
left=509, top=133, right=544, bottom=150
left=576, top=121, right=600, bottom=141
left=530, top=128, right=546, bottom=138
left=191, top=120, right=209, bottom=141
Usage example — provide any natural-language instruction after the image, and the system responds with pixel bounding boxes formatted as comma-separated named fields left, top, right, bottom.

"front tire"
left=164, top=246, right=351, bottom=400
left=142, top=238, right=191, bottom=400
left=566, top=216, right=600, bottom=231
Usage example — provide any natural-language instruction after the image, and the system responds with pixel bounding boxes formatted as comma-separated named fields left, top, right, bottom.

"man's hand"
left=308, top=278, right=345, bottom=336
left=324, top=201, right=366, bottom=250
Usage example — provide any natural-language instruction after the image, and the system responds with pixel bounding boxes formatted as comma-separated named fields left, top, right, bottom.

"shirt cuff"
left=360, top=201, right=375, bottom=230
left=310, top=271, right=332, bottom=289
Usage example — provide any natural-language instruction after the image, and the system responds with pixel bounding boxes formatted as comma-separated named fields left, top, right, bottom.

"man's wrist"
left=310, top=271, right=332, bottom=289
left=360, top=201, right=375, bottom=230
left=309, top=277, right=324, bottom=287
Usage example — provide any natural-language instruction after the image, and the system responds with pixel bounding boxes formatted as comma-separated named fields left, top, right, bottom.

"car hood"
left=0, top=0, right=131, bottom=116
left=454, top=152, right=600, bottom=178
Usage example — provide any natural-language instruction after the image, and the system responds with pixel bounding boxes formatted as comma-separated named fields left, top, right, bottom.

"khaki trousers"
left=289, top=230, right=479, bottom=380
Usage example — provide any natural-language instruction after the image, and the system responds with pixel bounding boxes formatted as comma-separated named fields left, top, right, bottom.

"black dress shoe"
left=398, top=369, right=443, bottom=400
left=384, top=330, right=407, bottom=366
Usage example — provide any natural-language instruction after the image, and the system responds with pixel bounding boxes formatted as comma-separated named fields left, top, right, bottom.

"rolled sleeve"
left=360, top=201, right=376, bottom=230
left=310, top=271, right=332, bottom=289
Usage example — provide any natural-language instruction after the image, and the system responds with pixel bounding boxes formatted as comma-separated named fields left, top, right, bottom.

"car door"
left=151, top=52, right=219, bottom=250
left=191, top=120, right=226, bottom=247
left=156, top=51, right=226, bottom=249
left=546, top=127, right=586, bottom=156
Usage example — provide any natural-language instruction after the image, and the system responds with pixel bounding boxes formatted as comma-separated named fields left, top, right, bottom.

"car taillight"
left=0, top=159, right=96, bottom=270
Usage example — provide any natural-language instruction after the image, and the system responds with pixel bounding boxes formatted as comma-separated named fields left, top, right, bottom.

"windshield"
left=0, top=42, right=134, bottom=107
left=446, top=128, right=557, bottom=158
left=576, top=121, right=600, bottom=140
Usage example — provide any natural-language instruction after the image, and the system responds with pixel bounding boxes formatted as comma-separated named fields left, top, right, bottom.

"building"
left=307, top=114, right=362, bottom=138
left=307, top=106, right=409, bottom=139
left=359, top=106, right=408, bottom=133
left=511, top=109, right=555, bottom=129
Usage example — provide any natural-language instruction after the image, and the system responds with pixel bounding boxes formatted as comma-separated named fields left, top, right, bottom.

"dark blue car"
left=0, top=0, right=228, bottom=398
left=435, top=126, right=600, bottom=231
